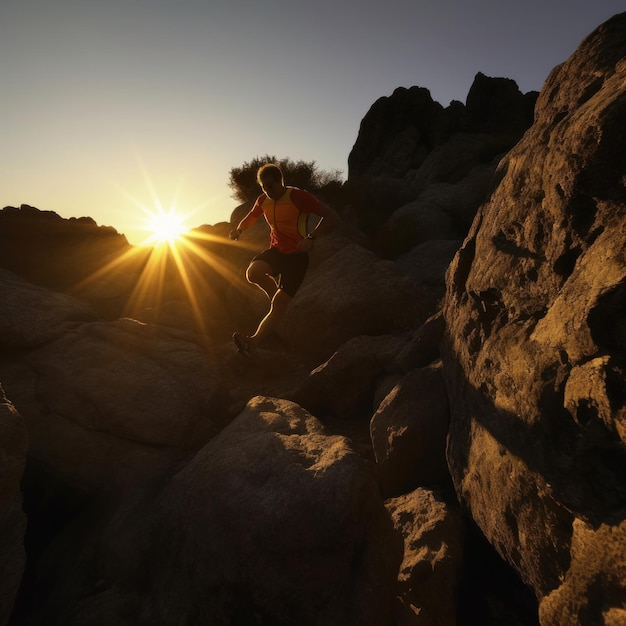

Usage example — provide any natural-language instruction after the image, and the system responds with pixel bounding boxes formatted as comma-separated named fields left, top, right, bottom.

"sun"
left=144, top=208, right=189, bottom=246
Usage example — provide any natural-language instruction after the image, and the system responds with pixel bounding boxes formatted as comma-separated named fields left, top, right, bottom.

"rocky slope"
left=1, top=12, right=625, bottom=626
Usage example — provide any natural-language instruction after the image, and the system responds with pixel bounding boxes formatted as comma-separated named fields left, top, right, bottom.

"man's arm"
left=296, top=202, right=340, bottom=252
left=307, top=203, right=339, bottom=239
left=229, top=206, right=261, bottom=240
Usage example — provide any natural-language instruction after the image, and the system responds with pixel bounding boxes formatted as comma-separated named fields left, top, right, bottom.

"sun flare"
left=144, top=208, right=189, bottom=246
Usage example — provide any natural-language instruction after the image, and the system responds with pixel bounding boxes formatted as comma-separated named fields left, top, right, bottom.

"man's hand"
left=229, top=228, right=241, bottom=240
left=297, top=236, right=314, bottom=252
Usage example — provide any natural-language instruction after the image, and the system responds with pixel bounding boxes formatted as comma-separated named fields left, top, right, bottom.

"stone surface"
left=281, top=243, right=434, bottom=359
left=0, top=268, right=97, bottom=348
left=387, top=488, right=464, bottom=626
left=54, top=397, right=403, bottom=626
left=442, top=12, right=626, bottom=621
left=371, top=363, right=450, bottom=497
left=19, top=318, right=221, bottom=493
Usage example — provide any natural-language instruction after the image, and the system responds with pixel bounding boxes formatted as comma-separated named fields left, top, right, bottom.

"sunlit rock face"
left=442, top=12, right=626, bottom=624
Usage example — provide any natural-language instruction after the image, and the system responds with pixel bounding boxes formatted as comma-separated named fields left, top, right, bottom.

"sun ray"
left=71, top=162, right=262, bottom=340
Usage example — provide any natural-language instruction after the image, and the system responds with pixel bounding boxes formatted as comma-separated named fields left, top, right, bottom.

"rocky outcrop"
left=0, top=270, right=222, bottom=496
left=30, top=397, right=403, bottom=626
left=0, top=205, right=142, bottom=318
left=442, top=12, right=626, bottom=625
left=346, top=74, right=538, bottom=254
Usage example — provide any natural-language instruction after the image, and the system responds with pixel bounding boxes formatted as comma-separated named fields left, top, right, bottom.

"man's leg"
left=250, top=289, right=292, bottom=346
left=246, top=260, right=277, bottom=300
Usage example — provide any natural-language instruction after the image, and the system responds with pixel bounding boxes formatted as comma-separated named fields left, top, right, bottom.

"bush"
left=228, top=155, right=343, bottom=204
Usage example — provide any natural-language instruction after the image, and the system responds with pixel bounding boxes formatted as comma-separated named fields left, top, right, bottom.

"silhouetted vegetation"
left=228, top=155, right=344, bottom=204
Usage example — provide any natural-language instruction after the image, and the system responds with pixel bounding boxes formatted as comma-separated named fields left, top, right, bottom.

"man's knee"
left=246, top=260, right=269, bottom=285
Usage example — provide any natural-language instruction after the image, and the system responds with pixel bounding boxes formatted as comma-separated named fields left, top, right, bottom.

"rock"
left=442, top=12, right=626, bottom=620
left=288, top=334, right=408, bottom=421
left=0, top=268, right=98, bottom=348
left=388, top=310, right=446, bottom=374
left=397, top=241, right=461, bottom=299
left=371, top=363, right=450, bottom=497
left=387, top=488, right=464, bottom=626
left=0, top=205, right=144, bottom=319
left=465, top=71, right=537, bottom=135
left=281, top=243, right=435, bottom=359
left=20, top=317, right=221, bottom=493
left=538, top=517, right=626, bottom=625
left=348, top=86, right=445, bottom=180
left=0, top=385, right=28, bottom=626
left=62, top=397, right=403, bottom=626
left=346, top=76, right=537, bottom=245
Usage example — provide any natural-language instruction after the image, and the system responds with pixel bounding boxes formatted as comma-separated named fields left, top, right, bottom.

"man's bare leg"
left=249, top=289, right=292, bottom=346
left=246, top=260, right=277, bottom=300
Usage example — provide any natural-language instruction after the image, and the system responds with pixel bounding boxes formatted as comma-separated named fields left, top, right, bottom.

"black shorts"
left=252, top=247, right=309, bottom=297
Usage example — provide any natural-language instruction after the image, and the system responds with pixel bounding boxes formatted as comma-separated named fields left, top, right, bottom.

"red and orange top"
left=250, top=187, right=323, bottom=254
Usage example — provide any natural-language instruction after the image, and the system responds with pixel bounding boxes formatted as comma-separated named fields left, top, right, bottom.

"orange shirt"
left=251, top=187, right=324, bottom=253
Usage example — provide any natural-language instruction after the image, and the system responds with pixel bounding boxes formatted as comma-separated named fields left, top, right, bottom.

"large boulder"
left=16, top=318, right=221, bottom=494
left=50, top=397, right=402, bottom=626
left=288, top=334, right=408, bottom=422
left=442, top=13, right=626, bottom=623
left=371, top=363, right=450, bottom=497
left=0, top=268, right=98, bottom=348
left=0, top=386, right=28, bottom=626
left=281, top=243, right=435, bottom=359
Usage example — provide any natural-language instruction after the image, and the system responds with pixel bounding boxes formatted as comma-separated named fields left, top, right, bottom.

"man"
left=229, top=162, right=338, bottom=357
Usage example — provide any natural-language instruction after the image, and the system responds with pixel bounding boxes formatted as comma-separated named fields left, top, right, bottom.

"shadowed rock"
left=47, top=397, right=402, bottom=626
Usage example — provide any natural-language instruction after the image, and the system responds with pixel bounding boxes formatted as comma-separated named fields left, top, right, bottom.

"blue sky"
left=1, top=0, right=623, bottom=244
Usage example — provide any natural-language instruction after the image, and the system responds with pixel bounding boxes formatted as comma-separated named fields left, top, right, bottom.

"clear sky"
left=1, top=0, right=623, bottom=245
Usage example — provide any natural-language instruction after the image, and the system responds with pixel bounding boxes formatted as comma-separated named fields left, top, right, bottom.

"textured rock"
left=387, top=488, right=464, bottom=626
left=442, top=12, right=626, bottom=621
left=61, top=397, right=402, bottom=626
left=371, top=363, right=450, bottom=497
left=288, top=334, right=408, bottom=421
left=282, top=243, right=434, bottom=359
left=21, top=318, right=220, bottom=493
left=0, top=268, right=97, bottom=348
left=0, top=386, right=28, bottom=626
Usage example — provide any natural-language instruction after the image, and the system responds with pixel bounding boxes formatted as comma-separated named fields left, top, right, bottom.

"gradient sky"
left=2, top=0, right=623, bottom=245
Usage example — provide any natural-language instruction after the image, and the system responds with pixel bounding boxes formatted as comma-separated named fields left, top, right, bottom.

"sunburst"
left=71, top=162, right=261, bottom=339
left=143, top=206, right=190, bottom=246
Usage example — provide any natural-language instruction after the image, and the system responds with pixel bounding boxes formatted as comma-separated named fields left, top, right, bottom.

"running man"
left=229, top=162, right=339, bottom=356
